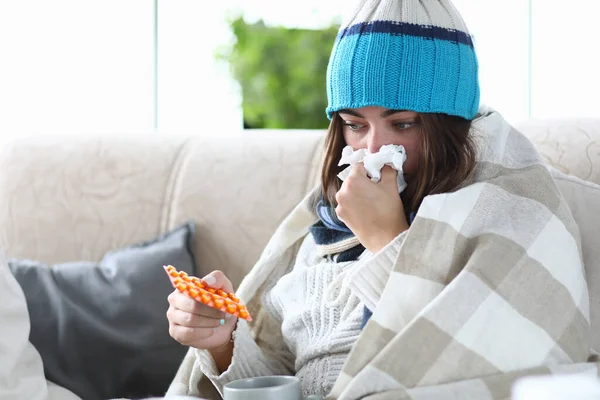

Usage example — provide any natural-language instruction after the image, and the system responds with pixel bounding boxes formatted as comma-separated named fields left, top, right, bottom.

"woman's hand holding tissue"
left=335, top=163, right=409, bottom=254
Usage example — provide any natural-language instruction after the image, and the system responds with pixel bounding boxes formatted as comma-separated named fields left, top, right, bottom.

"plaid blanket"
left=167, top=107, right=595, bottom=399
left=328, top=108, right=594, bottom=399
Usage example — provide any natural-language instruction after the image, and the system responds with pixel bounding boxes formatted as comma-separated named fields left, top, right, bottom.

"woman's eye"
left=344, top=122, right=363, bottom=131
left=395, top=122, right=415, bottom=130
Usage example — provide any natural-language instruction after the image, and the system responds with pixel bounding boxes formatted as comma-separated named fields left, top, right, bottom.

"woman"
left=166, top=0, right=590, bottom=399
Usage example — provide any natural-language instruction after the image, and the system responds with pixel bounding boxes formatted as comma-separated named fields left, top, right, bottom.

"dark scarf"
left=310, top=198, right=415, bottom=252
left=310, top=199, right=366, bottom=262
left=309, top=196, right=416, bottom=328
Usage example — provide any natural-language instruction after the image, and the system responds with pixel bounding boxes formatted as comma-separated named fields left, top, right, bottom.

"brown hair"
left=321, top=112, right=477, bottom=214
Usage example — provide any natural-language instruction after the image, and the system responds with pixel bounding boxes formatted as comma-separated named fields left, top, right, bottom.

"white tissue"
left=337, top=144, right=408, bottom=193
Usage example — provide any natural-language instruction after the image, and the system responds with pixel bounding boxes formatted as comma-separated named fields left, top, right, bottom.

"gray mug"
left=223, top=376, right=324, bottom=400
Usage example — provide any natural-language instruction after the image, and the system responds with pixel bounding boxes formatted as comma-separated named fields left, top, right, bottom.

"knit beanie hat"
left=326, top=0, right=480, bottom=120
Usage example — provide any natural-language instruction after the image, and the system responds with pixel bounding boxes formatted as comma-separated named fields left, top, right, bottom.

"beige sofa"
left=0, top=118, right=598, bottom=392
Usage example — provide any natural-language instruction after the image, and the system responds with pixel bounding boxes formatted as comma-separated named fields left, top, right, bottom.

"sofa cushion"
left=8, top=221, right=196, bottom=400
left=550, top=168, right=600, bottom=352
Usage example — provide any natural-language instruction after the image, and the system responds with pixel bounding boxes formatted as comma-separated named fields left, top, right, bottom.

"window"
left=0, top=0, right=598, bottom=138
left=453, top=0, right=530, bottom=123
left=0, top=1, right=154, bottom=136
left=455, top=0, right=600, bottom=121
left=157, top=1, right=241, bottom=134
left=530, top=0, right=600, bottom=119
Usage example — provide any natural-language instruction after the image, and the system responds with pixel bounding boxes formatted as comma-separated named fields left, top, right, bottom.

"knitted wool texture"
left=326, top=0, right=480, bottom=120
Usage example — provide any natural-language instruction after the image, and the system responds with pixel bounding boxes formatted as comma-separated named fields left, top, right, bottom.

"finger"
left=201, top=270, right=234, bottom=293
left=167, top=307, right=224, bottom=328
left=348, top=163, right=368, bottom=178
left=168, top=290, right=226, bottom=319
left=169, top=324, right=216, bottom=344
left=380, top=165, right=398, bottom=185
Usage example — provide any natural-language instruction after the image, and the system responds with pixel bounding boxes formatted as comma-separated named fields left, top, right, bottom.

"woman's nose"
left=367, top=130, right=386, bottom=153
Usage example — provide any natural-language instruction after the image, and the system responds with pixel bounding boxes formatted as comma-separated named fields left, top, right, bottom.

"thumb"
left=201, top=270, right=234, bottom=293
left=380, top=165, right=398, bottom=187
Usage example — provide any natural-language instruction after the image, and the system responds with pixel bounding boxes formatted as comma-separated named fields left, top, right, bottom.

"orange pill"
left=189, top=288, right=199, bottom=298
left=227, top=304, right=237, bottom=313
left=201, top=294, right=211, bottom=304
left=176, top=283, right=187, bottom=292
left=214, top=298, right=224, bottom=308
left=228, top=294, right=240, bottom=303
left=178, top=271, right=187, bottom=277
left=169, top=270, right=179, bottom=277
left=192, top=277, right=203, bottom=286
left=217, top=290, right=227, bottom=297
left=207, top=288, right=216, bottom=294
left=239, top=309, right=248, bottom=319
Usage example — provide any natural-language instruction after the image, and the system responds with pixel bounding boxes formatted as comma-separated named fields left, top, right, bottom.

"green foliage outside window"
left=216, top=17, right=339, bottom=129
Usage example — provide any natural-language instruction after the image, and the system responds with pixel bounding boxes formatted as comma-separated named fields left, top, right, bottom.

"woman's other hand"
left=167, top=270, right=237, bottom=351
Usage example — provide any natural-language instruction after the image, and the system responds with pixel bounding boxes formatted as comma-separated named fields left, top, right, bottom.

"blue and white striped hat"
left=326, top=0, right=480, bottom=120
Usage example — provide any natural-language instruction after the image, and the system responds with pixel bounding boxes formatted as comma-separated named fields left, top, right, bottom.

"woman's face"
left=339, top=106, right=421, bottom=180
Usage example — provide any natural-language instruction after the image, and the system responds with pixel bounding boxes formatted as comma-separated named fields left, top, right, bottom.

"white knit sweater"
left=195, top=229, right=408, bottom=398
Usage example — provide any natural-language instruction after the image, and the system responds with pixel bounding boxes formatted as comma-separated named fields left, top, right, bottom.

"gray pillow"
left=8, top=222, right=196, bottom=400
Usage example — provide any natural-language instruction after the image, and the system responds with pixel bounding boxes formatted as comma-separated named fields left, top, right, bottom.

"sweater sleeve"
left=347, top=230, right=408, bottom=310
left=194, top=317, right=295, bottom=395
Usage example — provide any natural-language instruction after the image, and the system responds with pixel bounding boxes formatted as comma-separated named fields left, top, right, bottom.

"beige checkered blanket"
left=167, top=107, right=595, bottom=399
left=328, top=108, right=595, bottom=399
